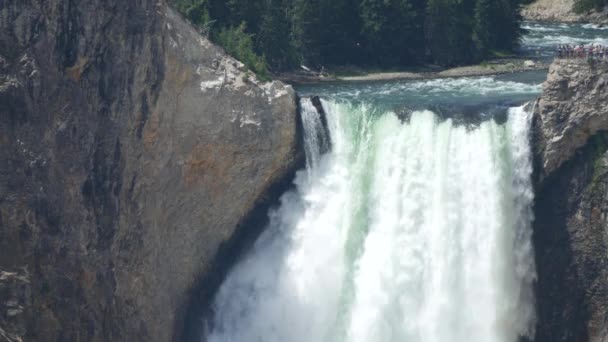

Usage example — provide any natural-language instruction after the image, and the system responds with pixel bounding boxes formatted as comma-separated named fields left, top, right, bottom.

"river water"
left=521, top=20, right=608, bottom=58
left=202, top=22, right=607, bottom=342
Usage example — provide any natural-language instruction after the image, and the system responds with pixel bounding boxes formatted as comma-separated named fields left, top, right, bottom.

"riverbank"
left=521, top=0, right=607, bottom=23
left=277, top=58, right=550, bottom=84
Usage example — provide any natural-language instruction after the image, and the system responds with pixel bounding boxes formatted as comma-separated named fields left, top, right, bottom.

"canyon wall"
left=0, top=1, right=301, bottom=341
left=533, top=59, right=608, bottom=342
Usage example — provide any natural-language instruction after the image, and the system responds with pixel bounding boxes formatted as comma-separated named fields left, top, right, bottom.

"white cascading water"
left=206, top=98, right=537, bottom=342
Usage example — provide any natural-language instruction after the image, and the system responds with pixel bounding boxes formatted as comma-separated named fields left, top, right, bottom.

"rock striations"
left=532, top=59, right=608, bottom=342
left=534, top=59, right=608, bottom=182
left=0, top=1, right=301, bottom=341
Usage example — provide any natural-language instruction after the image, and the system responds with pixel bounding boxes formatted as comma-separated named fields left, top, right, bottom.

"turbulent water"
left=297, top=74, right=542, bottom=110
left=205, top=98, right=537, bottom=342
left=521, top=21, right=608, bottom=58
left=200, top=20, right=602, bottom=342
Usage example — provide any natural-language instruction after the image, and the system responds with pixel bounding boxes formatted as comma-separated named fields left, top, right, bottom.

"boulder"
left=0, top=1, right=302, bottom=341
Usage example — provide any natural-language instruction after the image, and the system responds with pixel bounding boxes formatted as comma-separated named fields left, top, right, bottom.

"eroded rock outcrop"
left=533, top=59, right=608, bottom=342
left=0, top=1, right=301, bottom=341
left=533, top=59, right=608, bottom=182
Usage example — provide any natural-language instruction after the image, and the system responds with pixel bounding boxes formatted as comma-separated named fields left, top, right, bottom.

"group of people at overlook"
left=557, top=44, right=608, bottom=59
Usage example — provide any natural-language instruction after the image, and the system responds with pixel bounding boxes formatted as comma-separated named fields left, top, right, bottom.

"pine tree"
left=258, top=0, right=297, bottom=70
left=359, top=0, right=425, bottom=65
left=494, top=0, right=523, bottom=51
left=226, top=0, right=264, bottom=32
left=291, top=0, right=322, bottom=66
left=426, top=0, right=478, bottom=65
left=206, top=0, right=230, bottom=26
left=171, top=0, right=525, bottom=70
left=317, top=0, right=363, bottom=65
left=473, top=0, right=495, bottom=57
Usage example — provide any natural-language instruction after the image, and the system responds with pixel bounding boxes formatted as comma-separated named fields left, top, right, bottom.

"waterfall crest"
left=206, top=98, right=537, bottom=342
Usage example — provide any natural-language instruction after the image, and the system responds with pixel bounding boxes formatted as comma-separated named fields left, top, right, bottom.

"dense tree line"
left=574, top=0, right=607, bottom=13
left=171, top=0, right=524, bottom=75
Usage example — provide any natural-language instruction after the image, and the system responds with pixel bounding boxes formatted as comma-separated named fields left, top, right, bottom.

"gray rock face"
left=0, top=269, right=30, bottom=342
left=0, top=1, right=301, bottom=341
left=533, top=59, right=608, bottom=182
left=533, top=59, right=608, bottom=342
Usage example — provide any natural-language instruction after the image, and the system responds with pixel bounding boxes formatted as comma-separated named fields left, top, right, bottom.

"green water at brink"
left=206, top=98, right=536, bottom=342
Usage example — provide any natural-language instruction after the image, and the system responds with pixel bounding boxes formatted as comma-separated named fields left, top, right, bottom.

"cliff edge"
left=0, top=1, right=301, bottom=341
left=534, top=59, right=608, bottom=182
left=533, top=59, right=608, bottom=341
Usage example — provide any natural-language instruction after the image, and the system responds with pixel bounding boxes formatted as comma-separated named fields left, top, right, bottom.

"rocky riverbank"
left=522, top=0, right=608, bottom=23
left=532, top=58, right=608, bottom=342
left=278, top=59, right=550, bottom=84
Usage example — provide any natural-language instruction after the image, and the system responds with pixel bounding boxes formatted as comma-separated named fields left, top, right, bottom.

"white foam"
left=206, top=100, right=537, bottom=342
left=582, top=23, right=608, bottom=30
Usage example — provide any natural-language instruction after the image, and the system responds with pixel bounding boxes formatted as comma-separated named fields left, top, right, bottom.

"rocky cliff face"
left=534, top=59, right=608, bottom=182
left=532, top=59, right=608, bottom=342
left=0, top=1, right=301, bottom=341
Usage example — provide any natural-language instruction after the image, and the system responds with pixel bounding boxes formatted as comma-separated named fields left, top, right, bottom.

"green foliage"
left=574, top=0, right=606, bottom=13
left=473, top=0, right=495, bottom=57
left=172, top=0, right=196, bottom=12
left=216, top=23, right=271, bottom=81
left=588, top=134, right=608, bottom=191
left=359, top=0, right=425, bottom=65
left=170, top=0, right=525, bottom=71
left=185, top=1, right=212, bottom=32
left=290, top=0, right=322, bottom=66
left=426, top=0, right=477, bottom=66
left=473, top=0, right=522, bottom=60
left=226, top=0, right=264, bottom=29
left=257, top=0, right=299, bottom=70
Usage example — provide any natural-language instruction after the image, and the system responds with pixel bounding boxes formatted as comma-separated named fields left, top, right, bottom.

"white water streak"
left=206, top=100, right=536, bottom=342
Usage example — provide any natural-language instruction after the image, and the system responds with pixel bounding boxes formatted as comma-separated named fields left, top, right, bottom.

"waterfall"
left=300, top=99, right=331, bottom=173
left=205, top=98, right=537, bottom=342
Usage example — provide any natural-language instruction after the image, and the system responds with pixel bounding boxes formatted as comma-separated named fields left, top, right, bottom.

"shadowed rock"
left=532, top=59, right=608, bottom=342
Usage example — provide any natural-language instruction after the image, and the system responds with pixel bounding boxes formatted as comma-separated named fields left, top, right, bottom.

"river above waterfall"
left=296, top=71, right=544, bottom=113
left=521, top=21, right=608, bottom=58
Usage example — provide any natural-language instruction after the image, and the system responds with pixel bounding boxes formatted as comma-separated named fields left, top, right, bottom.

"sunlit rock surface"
left=0, top=1, right=300, bottom=341
left=533, top=59, right=608, bottom=181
